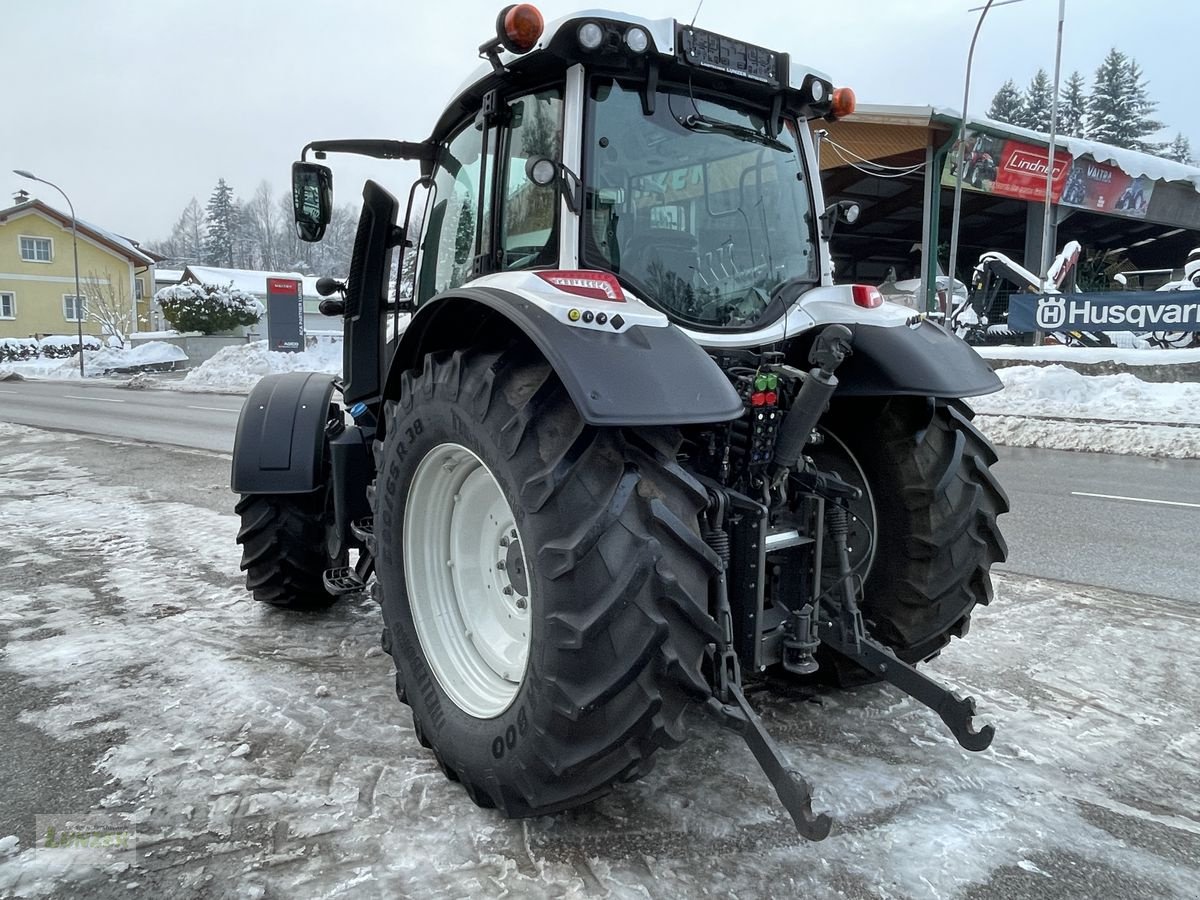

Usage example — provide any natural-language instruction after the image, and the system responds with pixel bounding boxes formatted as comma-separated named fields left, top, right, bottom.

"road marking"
left=1071, top=491, right=1200, bottom=510
left=0, top=389, right=19, bottom=394
left=63, top=394, right=124, bottom=403
left=187, top=405, right=240, bottom=413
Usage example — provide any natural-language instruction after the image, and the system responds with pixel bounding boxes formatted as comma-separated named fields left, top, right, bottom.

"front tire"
left=235, top=491, right=345, bottom=609
left=372, top=347, right=720, bottom=817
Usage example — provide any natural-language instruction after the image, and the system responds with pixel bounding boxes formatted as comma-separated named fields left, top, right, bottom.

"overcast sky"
left=5, top=0, right=1194, bottom=246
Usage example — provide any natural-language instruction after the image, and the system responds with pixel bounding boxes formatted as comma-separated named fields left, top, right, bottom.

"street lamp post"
left=13, top=170, right=85, bottom=378
left=945, top=0, right=999, bottom=318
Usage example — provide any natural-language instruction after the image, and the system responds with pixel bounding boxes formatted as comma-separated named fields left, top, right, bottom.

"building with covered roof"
left=172, top=264, right=335, bottom=336
left=0, top=199, right=161, bottom=339
left=817, top=105, right=1200, bottom=309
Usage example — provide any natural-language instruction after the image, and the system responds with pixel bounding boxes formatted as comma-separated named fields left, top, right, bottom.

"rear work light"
left=535, top=270, right=626, bottom=302
left=851, top=284, right=883, bottom=309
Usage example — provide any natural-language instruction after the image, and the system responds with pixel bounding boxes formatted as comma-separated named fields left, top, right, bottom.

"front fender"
left=387, top=287, right=743, bottom=427
left=231, top=372, right=336, bottom=494
left=831, top=320, right=1002, bottom=398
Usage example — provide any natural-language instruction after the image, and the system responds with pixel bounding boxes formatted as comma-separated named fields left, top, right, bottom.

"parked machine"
left=231, top=7, right=1009, bottom=839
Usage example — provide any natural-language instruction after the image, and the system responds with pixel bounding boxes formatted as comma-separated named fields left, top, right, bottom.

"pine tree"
left=1164, top=133, right=1194, bottom=164
left=1018, top=69, right=1054, bottom=132
left=987, top=79, right=1025, bottom=125
left=203, top=178, right=237, bottom=267
left=1124, top=58, right=1164, bottom=153
left=1087, top=48, right=1133, bottom=146
left=1059, top=70, right=1088, bottom=137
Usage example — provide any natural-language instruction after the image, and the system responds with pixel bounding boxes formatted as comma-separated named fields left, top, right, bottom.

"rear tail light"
left=535, top=270, right=625, bottom=302
left=851, top=284, right=883, bottom=309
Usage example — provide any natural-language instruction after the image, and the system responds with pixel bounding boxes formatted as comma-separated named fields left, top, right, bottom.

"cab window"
left=499, top=88, right=564, bottom=270
left=417, top=121, right=486, bottom=302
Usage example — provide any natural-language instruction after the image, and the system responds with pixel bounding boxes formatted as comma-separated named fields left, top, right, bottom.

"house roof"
left=0, top=199, right=162, bottom=266
left=181, top=265, right=323, bottom=299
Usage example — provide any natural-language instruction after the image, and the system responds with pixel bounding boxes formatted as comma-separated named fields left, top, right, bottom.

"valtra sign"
left=1008, top=291, right=1200, bottom=332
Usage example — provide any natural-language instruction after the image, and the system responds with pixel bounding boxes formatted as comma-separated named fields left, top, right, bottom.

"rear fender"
left=385, top=286, right=743, bottom=427
left=231, top=372, right=337, bottom=494
left=793, top=320, right=1003, bottom=398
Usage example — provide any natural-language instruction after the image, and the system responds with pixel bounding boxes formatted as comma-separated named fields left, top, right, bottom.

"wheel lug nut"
left=500, top=536, right=510, bottom=547
left=515, top=596, right=528, bottom=610
left=503, top=586, right=514, bottom=595
left=496, top=560, right=506, bottom=570
left=510, top=529, right=518, bottom=539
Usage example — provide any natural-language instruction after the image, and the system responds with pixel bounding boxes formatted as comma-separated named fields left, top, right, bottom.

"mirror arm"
left=301, top=139, right=435, bottom=163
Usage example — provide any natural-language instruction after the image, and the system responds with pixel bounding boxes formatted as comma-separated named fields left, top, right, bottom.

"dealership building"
left=818, top=105, right=1200, bottom=310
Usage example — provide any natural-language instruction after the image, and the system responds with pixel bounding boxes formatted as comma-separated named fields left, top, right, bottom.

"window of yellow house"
left=63, top=294, right=86, bottom=322
left=19, top=236, right=53, bottom=262
left=0, top=292, right=14, bottom=319
left=135, top=278, right=144, bottom=301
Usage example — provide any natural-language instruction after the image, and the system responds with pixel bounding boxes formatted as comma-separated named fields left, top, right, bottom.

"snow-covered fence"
left=1, top=335, right=102, bottom=362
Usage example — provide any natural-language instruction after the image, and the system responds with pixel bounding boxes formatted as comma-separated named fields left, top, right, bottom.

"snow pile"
left=972, top=364, right=1200, bottom=457
left=974, top=364, right=1200, bottom=423
left=85, top=341, right=188, bottom=372
left=179, top=339, right=341, bottom=393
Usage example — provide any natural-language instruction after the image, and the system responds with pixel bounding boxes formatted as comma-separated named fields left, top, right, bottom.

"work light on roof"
left=578, top=21, right=604, bottom=50
left=624, top=26, right=649, bottom=53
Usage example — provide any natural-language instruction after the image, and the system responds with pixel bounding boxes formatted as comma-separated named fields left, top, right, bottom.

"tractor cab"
left=294, top=7, right=862, bottom=350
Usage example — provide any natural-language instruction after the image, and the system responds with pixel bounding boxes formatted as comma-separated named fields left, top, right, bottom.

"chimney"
left=12, top=189, right=31, bottom=205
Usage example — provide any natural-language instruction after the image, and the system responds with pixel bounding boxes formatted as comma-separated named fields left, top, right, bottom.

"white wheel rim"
left=404, top=442, right=531, bottom=718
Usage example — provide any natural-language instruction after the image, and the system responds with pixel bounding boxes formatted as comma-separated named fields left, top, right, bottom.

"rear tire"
left=235, top=492, right=345, bottom=609
left=371, top=347, right=720, bottom=817
left=815, top=396, right=1008, bottom=675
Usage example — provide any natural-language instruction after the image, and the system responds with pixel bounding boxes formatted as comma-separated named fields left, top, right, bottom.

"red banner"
left=943, top=131, right=1068, bottom=202
left=1059, top=157, right=1154, bottom=217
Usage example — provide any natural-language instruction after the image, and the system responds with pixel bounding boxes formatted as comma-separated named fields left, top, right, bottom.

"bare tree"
left=82, top=270, right=137, bottom=347
left=243, top=181, right=280, bottom=271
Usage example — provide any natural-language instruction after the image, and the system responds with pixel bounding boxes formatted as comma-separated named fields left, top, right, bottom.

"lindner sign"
left=266, top=277, right=305, bottom=352
left=1008, top=291, right=1200, bottom=332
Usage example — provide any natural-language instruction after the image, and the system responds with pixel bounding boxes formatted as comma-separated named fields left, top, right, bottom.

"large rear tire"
left=235, top=491, right=345, bottom=609
left=371, top=347, right=720, bottom=817
left=813, top=396, right=1008, bottom=673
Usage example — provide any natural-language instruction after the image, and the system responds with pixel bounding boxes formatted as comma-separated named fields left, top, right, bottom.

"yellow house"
left=0, top=199, right=160, bottom=340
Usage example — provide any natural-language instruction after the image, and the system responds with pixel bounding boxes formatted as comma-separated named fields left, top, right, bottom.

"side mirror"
left=292, top=161, right=333, bottom=242
left=820, top=200, right=860, bottom=241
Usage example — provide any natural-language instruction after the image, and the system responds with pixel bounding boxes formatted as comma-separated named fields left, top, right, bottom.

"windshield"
left=583, top=79, right=818, bottom=331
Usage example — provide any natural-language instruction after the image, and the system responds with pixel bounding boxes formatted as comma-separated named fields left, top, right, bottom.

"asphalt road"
left=0, top=377, right=242, bottom=453
left=0, top=425, right=1197, bottom=898
left=0, top=376, right=1197, bottom=602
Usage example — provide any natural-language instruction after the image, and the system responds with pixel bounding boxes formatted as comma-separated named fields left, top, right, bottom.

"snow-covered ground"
left=177, top=340, right=341, bottom=393
left=971, top=364, right=1200, bottom=458
left=0, top=342, right=188, bottom=380
left=977, top=345, right=1200, bottom=365
left=0, top=422, right=1197, bottom=898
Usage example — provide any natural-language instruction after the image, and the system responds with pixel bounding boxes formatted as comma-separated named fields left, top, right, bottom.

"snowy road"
left=0, top=379, right=241, bottom=453
left=0, top=422, right=1197, bottom=898
left=2, top=377, right=1198, bottom=601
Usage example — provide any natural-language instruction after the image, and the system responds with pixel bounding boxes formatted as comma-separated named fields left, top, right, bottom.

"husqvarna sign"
left=1008, top=292, right=1200, bottom=332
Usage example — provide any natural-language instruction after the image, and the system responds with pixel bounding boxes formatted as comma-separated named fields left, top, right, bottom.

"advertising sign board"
left=266, top=277, right=305, bottom=352
left=1009, top=291, right=1200, bottom=332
